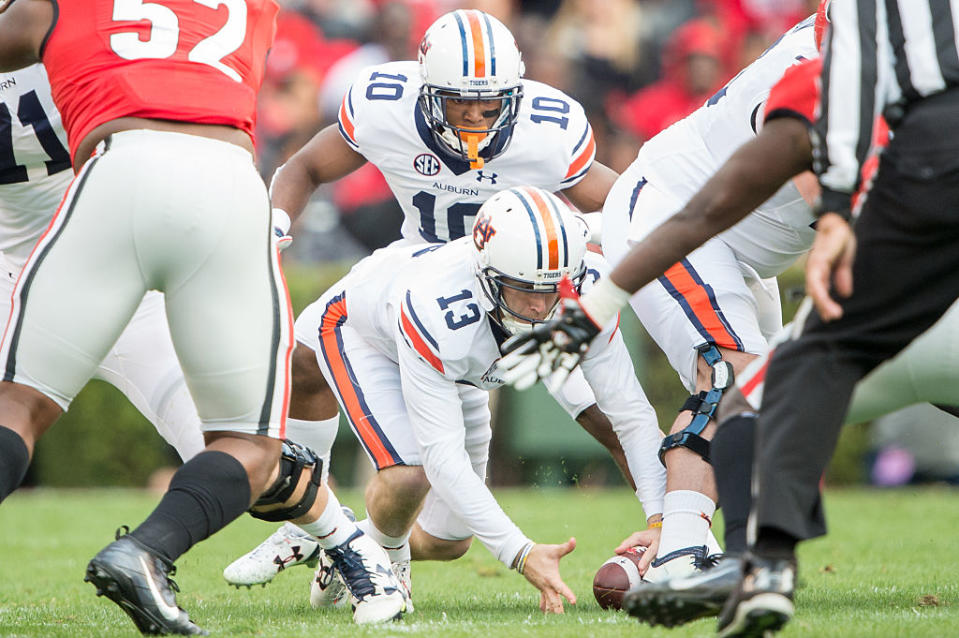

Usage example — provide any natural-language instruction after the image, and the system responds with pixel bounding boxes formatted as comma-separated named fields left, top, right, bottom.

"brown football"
left=592, top=546, right=646, bottom=610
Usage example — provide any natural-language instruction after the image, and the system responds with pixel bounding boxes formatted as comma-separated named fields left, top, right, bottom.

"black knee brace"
left=250, top=440, right=324, bottom=522
left=658, top=344, right=734, bottom=466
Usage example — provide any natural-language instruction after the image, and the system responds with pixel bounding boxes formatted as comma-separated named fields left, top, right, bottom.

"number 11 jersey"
left=338, top=60, right=596, bottom=244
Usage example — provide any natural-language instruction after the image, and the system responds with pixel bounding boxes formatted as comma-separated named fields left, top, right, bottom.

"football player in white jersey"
left=0, top=63, right=205, bottom=462
left=502, top=13, right=825, bottom=582
left=1, top=64, right=410, bottom=626
left=299, top=185, right=669, bottom=614
left=224, top=8, right=636, bottom=588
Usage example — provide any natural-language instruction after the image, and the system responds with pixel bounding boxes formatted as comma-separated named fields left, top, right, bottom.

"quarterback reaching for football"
left=225, top=8, right=646, bottom=591
left=287, top=186, right=669, bottom=614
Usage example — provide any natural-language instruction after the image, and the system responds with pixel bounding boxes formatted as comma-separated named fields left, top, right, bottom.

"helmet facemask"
left=479, top=264, right=586, bottom=336
left=418, top=85, right=523, bottom=169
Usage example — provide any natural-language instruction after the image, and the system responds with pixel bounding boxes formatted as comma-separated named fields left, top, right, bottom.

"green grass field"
left=1, top=486, right=957, bottom=637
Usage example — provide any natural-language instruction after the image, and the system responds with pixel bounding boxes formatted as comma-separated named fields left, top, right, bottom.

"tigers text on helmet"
left=472, top=186, right=588, bottom=335
left=418, top=10, right=525, bottom=169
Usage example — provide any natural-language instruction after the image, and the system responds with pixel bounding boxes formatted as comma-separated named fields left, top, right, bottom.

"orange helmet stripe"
left=526, top=187, right=559, bottom=269
left=465, top=10, right=486, bottom=78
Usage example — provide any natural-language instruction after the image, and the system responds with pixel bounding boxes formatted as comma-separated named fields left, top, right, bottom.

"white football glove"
left=272, top=207, right=292, bottom=252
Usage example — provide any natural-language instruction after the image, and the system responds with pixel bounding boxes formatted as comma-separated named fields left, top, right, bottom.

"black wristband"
left=815, top=187, right=853, bottom=222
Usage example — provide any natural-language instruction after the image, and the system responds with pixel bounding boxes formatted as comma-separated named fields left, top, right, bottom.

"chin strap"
left=658, top=344, right=735, bottom=467
left=464, top=132, right=485, bottom=169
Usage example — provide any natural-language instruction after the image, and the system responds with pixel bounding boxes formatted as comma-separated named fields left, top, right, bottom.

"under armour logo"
left=274, top=546, right=304, bottom=570
left=475, top=171, right=498, bottom=184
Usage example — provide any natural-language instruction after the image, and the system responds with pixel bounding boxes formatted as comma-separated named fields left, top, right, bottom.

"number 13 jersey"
left=338, top=60, right=596, bottom=244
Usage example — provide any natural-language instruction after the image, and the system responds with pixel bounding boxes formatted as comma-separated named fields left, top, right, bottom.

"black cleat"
left=716, top=554, right=796, bottom=638
left=624, top=555, right=740, bottom=627
left=85, top=528, right=207, bottom=635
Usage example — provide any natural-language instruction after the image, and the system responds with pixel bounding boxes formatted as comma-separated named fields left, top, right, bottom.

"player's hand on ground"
left=615, top=527, right=661, bottom=576
left=521, top=537, right=577, bottom=614
left=807, top=212, right=856, bottom=321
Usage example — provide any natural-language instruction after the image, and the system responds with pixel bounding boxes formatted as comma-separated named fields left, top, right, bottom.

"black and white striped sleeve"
left=812, top=0, right=888, bottom=220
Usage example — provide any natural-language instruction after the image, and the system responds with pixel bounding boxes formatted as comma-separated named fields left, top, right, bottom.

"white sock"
left=657, top=490, right=717, bottom=557
left=297, top=487, right=357, bottom=549
left=285, top=416, right=339, bottom=459
left=705, top=528, right=723, bottom=556
left=285, top=416, right=338, bottom=483
left=357, top=517, right=411, bottom=563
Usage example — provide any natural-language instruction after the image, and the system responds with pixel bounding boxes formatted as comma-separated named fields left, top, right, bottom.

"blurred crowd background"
left=257, top=0, right=824, bottom=262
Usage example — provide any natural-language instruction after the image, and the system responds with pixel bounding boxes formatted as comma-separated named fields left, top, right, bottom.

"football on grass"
left=592, top=546, right=645, bottom=610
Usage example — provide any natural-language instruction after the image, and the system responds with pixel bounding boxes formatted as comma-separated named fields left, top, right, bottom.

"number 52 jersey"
left=338, top=60, right=597, bottom=244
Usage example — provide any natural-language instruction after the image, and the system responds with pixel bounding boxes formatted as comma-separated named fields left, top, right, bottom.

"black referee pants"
left=754, top=89, right=959, bottom=542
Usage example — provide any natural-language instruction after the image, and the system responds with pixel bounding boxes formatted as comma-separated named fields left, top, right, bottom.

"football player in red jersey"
left=0, top=0, right=405, bottom=632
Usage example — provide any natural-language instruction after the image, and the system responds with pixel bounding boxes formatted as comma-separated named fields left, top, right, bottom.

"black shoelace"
left=327, top=544, right=376, bottom=601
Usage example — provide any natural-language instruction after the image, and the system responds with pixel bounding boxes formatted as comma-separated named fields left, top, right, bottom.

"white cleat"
left=641, top=545, right=717, bottom=585
left=310, top=550, right=350, bottom=609
left=392, top=559, right=414, bottom=613
left=322, top=530, right=407, bottom=624
left=223, top=522, right=319, bottom=587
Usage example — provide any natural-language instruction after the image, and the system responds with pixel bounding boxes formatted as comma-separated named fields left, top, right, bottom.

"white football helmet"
left=472, top=186, right=589, bottom=335
left=418, top=10, right=525, bottom=168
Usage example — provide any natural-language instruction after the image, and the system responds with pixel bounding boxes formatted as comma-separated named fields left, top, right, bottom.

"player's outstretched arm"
left=269, top=123, right=367, bottom=223
left=0, top=0, right=51, bottom=70
left=608, top=116, right=812, bottom=296
left=516, top=538, right=577, bottom=614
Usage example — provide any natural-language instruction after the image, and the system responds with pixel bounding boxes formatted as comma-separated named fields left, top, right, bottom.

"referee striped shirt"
left=813, top=0, right=959, bottom=218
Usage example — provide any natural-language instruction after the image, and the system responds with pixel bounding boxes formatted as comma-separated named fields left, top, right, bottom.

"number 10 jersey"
left=338, top=60, right=597, bottom=244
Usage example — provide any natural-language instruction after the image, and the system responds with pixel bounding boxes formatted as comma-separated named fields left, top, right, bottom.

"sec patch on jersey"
left=592, top=546, right=646, bottom=610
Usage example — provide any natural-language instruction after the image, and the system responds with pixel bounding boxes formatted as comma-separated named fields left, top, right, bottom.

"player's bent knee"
left=373, top=464, right=431, bottom=496
left=411, top=529, right=472, bottom=561
left=249, top=439, right=323, bottom=522
left=659, top=344, right=735, bottom=466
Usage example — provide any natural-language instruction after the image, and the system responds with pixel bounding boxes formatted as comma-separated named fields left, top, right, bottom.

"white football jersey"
left=634, top=16, right=820, bottom=278
left=338, top=61, right=596, bottom=244
left=0, top=64, right=73, bottom=265
left=338, top=239, right=667, bottom=542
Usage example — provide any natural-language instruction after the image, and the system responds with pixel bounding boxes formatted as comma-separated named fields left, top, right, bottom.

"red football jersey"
left=41, top=0, right=279, bottom=161
left=764, top=56, right=889, bottom=210
left=763, top=57, right=822, bottom=127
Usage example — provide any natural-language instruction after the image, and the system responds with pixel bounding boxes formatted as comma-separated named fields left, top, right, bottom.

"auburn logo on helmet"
left=419, top=35, right=432, bottom=57
left=473, top=213, right=496, bottom=250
